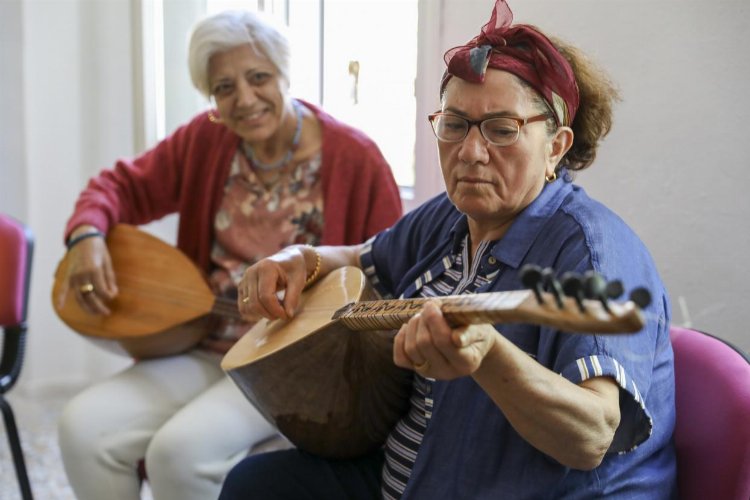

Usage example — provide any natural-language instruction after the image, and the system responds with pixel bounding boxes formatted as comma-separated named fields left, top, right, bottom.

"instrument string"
left=104, top=282, right=216, bottom=304
left=85, top=273, right=658, bottom=330
left=110, top=274, right=218, bottom=295
left=102, top=273, right=519, bottom=313
left=96, top=274, right=242, bottom=318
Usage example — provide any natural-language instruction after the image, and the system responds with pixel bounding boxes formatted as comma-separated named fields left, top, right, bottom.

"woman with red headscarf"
left=220, top=1, right=677, bottom=498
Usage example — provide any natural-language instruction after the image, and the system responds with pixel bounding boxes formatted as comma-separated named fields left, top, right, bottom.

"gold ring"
left=80, top=283, right=95, bottom=294
left=414, top=360, right=430, bottom=372
left=242, top=296, right=251, bottom=304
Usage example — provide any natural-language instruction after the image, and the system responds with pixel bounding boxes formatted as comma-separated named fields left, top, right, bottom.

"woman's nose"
left=235, top=80, right=258, bottom=106
left=458, top=125, right=490, bottom=165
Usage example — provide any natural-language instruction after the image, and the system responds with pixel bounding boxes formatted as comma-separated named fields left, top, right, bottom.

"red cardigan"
left=65, top=101, right=403, bottom=272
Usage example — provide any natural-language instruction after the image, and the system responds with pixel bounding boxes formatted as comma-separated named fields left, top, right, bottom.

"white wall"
left=0, top=0, right=27, bottom=222
left=1, top=0, right=747, bottom=396
left=4, top=0, right=137, bottom=395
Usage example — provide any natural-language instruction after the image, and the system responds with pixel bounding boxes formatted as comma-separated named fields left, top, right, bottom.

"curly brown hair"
left=548, top=35, right=621, bottom=171
left=511, top=31, right=621, bottom=171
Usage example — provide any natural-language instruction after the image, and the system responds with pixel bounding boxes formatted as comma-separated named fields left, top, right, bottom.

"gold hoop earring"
left=207, top=110, right=222, bottom=124
left=545, top=171, right=557, bottom=183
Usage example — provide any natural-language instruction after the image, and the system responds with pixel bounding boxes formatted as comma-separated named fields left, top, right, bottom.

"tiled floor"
left=2, top=387, right=287, bottom=500
left=1, top=389, right=76, bottom=500
left=0, top=388, right=153, bottom=500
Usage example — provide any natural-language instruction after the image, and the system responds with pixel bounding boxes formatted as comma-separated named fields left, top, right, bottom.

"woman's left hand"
left=393, top=300, right=498, bottom=379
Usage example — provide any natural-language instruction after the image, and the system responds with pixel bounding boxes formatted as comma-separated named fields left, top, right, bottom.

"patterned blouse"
left=205, top=147, right=324, bottom=345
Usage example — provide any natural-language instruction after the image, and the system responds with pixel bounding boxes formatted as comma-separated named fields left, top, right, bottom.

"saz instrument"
left=221, top=265, right=649, bottom=459
left=52, top=224, right=240, bottom=358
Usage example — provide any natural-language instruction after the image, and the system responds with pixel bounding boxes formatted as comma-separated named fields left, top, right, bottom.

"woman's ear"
left=546, top=126, right=574, bottom=174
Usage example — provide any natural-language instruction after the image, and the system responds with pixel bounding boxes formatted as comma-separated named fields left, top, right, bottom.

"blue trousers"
left=218, top=448, right=385, bottom=500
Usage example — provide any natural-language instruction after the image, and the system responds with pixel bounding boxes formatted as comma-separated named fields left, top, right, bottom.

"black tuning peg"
left=629, top=287, right=652, bottom=309
left=560, top=272, right=586, bottom=312
left=583, top=270, right=611, bottom=313
left=520, top=264, right=545, bottom=305
left=541, top=267, right=564, bottom=309
left=605, top=280, right=624, bottom=300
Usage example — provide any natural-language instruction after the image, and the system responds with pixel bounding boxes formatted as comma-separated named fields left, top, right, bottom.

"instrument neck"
left=335, top=290, right=644, bottom=334
left=212, top=296, right=244, bottom=321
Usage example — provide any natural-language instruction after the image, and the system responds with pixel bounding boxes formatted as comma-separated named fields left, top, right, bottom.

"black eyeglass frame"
left=427, top=112, right=551, bottom=146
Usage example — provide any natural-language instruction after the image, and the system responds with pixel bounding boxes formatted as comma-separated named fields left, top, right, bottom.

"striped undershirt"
left=381, top=237, right=499, bottom=499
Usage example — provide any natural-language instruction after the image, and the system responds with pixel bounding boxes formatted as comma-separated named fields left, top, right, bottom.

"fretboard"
left=334, top=290, right=644, bottom=334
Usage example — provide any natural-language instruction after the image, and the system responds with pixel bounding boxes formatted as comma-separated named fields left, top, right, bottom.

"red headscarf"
left=441, top=0, right=579, bottom=126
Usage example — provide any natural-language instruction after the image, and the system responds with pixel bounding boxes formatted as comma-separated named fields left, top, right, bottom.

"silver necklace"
left=243, top=100, right=303, bottom=172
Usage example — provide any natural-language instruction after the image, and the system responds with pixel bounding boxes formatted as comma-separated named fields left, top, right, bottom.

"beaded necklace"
left=243, top=99, right=303, bottom=172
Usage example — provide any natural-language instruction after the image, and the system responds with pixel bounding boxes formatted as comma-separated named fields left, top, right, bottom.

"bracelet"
left=303, top=245, right=322, bottom=288
left=66, top=230, right=105, bottom=250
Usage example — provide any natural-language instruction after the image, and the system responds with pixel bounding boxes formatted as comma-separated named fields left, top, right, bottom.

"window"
left=312, top=0, right=418, bottom=188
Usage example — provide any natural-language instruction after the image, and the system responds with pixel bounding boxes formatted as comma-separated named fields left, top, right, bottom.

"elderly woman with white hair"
left=56, top=9, right=402, bottom=500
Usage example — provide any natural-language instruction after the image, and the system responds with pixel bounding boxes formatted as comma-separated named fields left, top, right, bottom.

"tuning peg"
left=560, top=272, right=586, bottom=312
left=541, top=267, right=564, bottom=309
left=582, top=270, right=605, bottom=298
left=583, top=270, right=611, bottom=313
left=629, top=287, right=652, bottom=309
left=520, top=264, right=545, bottom=305
left=605, top=280, right=624, bottom=300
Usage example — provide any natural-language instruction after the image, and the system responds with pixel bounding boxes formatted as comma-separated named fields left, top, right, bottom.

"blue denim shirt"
left=360, top=175, right=677, bottom=499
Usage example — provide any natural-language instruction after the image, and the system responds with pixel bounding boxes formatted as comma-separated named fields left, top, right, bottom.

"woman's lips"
left=235, top=108, right=268, bottom=125
left=458, top=176, right=494, bottom=185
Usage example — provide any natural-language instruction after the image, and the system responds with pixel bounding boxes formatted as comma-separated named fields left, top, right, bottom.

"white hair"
left=188, top=10, right=291, bottom=98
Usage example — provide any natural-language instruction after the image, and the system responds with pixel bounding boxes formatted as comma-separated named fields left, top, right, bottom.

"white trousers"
left=58, top=350, right=278, bottom=500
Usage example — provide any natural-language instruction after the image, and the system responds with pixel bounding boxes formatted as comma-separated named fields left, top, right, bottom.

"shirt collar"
left=449, top=216, right=470, bottom=254
left=493, top=174, right=572, bottom=268
left=447, top=172, right=573, bottom=269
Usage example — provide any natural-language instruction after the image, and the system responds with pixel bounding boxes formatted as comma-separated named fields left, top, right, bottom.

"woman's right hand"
left=237, top=245, right=312, bottom=322
left=56, top=227, right=119, bottom=315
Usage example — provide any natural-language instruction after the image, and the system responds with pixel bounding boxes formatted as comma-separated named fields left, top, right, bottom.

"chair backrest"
left=0, top=214, right=34, bottom=328
left=669, top=326, right=750, bottom=500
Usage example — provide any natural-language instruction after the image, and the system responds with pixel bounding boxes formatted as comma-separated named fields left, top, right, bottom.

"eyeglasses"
left=427, top=112, right=550, bottom=147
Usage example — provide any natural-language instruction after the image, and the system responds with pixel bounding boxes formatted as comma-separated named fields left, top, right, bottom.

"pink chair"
left=670, top=326, right=750, bottom=500
left=0, top=213, right=34, bottom=500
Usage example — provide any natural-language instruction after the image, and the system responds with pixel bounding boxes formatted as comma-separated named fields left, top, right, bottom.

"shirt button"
left=488, top=256, right=497, bottom=265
